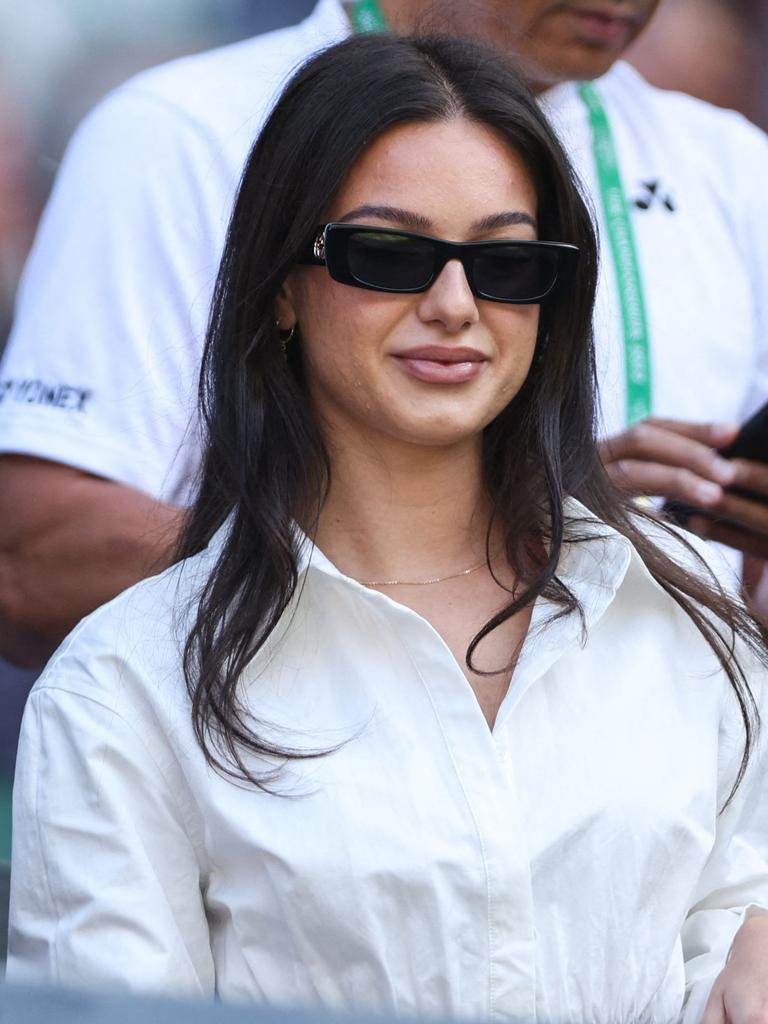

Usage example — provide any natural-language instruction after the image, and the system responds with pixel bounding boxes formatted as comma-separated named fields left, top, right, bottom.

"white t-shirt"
left=1, top=0, right=767, bottom=504
left=8, top=501, right=768, bottom=1022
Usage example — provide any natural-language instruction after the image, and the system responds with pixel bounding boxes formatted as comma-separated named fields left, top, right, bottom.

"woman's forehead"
left=326, top=119, right=539, bottom=233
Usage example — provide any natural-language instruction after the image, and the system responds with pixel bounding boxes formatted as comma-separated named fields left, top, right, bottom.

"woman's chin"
left=317, top=390, right=512, bottom=452
left=376, top=414, right=492, bottom=451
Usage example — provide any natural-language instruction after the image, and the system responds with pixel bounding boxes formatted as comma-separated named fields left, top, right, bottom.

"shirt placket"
left=364, top=593, right=539, bottom=1022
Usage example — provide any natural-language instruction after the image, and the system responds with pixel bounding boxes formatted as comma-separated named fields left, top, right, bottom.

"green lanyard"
left=578, top=82, right=652, bottom=425
left=347, top=0, right=389, bottom=33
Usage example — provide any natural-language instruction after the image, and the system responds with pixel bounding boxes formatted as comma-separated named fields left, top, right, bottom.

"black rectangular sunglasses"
left=299, top=223, right=579, bottom=304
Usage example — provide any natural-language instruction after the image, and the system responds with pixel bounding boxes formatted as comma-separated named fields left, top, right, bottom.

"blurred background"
left=0, top=0, right=767, bottom=855
left=0, top=1, right=315, bottom=354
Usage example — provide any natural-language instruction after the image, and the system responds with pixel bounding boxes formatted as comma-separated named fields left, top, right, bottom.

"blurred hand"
left=598, top=417, right=739, bottom=508
left=599, top=417, right=768, bottom=558
left=702, top=912, right=768, bottom=1024
left=690, top=459, right=768, bottom=560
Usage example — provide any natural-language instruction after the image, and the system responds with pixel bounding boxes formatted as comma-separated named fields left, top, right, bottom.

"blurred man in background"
left=1, top=1, right=767, bottom=656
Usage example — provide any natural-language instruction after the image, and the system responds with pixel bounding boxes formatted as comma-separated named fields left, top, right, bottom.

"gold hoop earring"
left=275, top=320, right=297, bottom=351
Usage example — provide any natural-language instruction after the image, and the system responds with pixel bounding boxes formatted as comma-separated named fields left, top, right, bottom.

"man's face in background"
left=414, top=1, right=661, bottom=88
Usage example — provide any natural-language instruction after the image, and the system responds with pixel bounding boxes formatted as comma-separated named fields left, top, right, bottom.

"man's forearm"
left=0, top=455, right=186, bottom=668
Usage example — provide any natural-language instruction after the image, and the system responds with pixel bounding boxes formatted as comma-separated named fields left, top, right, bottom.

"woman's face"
left=278, top=117, right=542, bottom=452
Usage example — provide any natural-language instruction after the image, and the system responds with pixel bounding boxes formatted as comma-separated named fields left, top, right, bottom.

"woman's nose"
left=416, top=259, right=480, bottom=332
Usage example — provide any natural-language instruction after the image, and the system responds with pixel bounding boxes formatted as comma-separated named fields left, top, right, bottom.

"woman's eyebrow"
left=471, top=211, right=537, bottom=232
left=337, top=205, right=432, bottom=229
left=336, top=206, right=538, bottom=233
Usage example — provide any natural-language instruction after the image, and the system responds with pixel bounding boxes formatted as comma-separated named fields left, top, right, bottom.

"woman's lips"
left=392, top=346, right=487, bottom=385
left=565, top=8, right=636, bottom=47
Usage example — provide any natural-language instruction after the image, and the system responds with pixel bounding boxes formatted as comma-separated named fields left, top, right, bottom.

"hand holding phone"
left=662, top=399, right=768, bottom=528
left=599, top=418, right=737, bottom=510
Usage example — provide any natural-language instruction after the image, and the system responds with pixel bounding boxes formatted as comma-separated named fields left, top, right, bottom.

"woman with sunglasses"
left=8, top=31, right=768, bottom=1024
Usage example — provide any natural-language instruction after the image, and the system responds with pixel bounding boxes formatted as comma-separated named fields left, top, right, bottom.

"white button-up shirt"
left=8, top=505, right=768, bottom=1023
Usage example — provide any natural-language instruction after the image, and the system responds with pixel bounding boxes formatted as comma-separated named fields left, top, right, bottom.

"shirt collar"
left=296, top=498, right=635, bottom=728
left=491, top=500, right=633, bottom=725
left=201, top=500, right=635, bottom=724
left=558, top=497, right=634, bottom=601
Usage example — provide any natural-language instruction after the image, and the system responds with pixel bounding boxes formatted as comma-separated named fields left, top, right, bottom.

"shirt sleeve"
left=681, top=672, right=768, bottom=1023
left=7, top=677, right=215, bottom=995
left=0, top=84, right=236, bottom=504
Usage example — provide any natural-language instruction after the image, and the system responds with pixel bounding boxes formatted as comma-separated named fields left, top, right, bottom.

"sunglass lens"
left=346, top=232, right=435, bottom=291
left=474, top=245, right=560, bottom=301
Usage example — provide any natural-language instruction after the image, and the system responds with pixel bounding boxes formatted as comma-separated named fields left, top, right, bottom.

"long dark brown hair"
left=178, top=32, right=764, bottom=798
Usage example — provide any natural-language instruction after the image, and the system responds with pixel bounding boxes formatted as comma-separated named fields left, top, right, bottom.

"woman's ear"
left=275, top=271, right=298, bottom=331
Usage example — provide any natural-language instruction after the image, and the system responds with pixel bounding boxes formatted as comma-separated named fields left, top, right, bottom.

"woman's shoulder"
left=30, top=535, right=221, bottom=721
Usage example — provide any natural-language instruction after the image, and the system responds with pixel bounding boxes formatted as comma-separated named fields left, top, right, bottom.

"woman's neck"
left=312, top=434, right=494, bottom=584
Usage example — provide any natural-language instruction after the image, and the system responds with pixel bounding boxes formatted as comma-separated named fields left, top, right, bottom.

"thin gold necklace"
left=359, top=558, right=488, bottom=588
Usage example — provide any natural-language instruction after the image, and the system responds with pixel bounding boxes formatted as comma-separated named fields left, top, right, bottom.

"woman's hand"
left=702, top=913, right=768, bottom=1024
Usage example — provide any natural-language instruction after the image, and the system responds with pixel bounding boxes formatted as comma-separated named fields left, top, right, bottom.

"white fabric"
left=1, top=1, right=767, bottom=504
left=8, top=502, right=768, bottom=1022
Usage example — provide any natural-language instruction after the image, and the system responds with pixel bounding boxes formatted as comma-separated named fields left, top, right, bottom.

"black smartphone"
left=661, top=397, right=768, bottom=528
